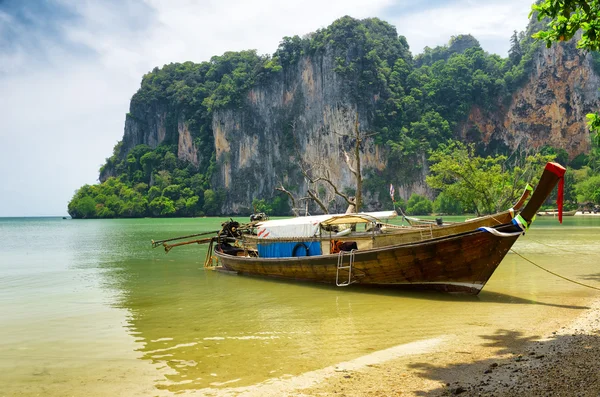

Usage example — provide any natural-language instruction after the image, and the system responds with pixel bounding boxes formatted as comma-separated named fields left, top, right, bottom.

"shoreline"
left=447, top=296, right=600, bottom=396
left=203, top=294, right=600, bottom=397
left=295, top=295, right=600, bottom=397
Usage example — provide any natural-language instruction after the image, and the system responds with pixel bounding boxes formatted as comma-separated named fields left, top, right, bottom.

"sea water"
left=1, top=216, right=599, bottom=396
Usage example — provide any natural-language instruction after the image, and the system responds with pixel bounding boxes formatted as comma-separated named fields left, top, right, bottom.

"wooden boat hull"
left=216, top=226, right=520, bottom=295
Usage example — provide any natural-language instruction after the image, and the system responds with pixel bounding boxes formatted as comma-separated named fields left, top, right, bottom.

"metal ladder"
left=336, top=249, right=356, bottom=287
left=420, top=224, right=434, bottom=240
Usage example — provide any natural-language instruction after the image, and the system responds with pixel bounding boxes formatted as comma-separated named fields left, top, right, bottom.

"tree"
left=148, top=196, right=176, bottom=216
left=341, top=113, right=378, bottom=212
left=406, top=194, right=433, bottom=215
left=252, top=198, right=273, bottom=214
left=433, top=191, right=464, bottom=215
left=68, top=195, right=96, bottom=219
left=162, top=184, right=182, bottom=200
left=426, top=141, right=553, bottom=215
left=203, top=189, right=224, bottom=216
left=508, top=30, right=522, bottom=64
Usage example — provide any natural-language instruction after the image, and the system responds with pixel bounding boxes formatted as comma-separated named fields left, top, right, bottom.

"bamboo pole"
left=151, top=230, right=219, bottom=248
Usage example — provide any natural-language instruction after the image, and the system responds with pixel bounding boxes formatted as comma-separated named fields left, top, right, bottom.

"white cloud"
left=0, top=0, right=532, bottom=216
left=389, top=0, right=531, bottom=55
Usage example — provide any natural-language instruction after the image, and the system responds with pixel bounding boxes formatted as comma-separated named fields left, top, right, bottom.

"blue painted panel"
left=257, top=242, right=322, bottom=258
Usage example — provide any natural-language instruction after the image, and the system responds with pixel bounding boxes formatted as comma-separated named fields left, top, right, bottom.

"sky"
left=0, top=0, right=531, bottom=216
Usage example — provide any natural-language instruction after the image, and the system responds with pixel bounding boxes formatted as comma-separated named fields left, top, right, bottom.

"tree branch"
left=343, top=151, right=358, bottom=176
left=313, top=172, right=354, bottom=206
left=305, top=189, right=329, bottom=213
left=275, top=185, right=299, bottom=217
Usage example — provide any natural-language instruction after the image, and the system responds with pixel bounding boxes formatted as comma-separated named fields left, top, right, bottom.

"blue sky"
left=0, top=0, right=531, bottom=216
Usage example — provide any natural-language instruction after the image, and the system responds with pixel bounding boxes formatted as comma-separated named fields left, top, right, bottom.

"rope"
left=511, top=248, right=600, bottom=291
left=489, top=215, right=504, bottom=225
left=528, top=238, right=593, bottom=255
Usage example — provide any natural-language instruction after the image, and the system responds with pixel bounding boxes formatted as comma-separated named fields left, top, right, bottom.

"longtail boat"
left=537, top=209, right=577, bottom=217
left=211, top=163, right=565, bottom=294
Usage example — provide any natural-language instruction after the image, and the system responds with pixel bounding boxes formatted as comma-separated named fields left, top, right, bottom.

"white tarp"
left=255, top=211, right=397, bottom=239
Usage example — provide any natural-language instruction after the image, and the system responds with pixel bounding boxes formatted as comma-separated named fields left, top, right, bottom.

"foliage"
left=406, top=194, right=433, bottom=215
left=532, top=0, right=600, bottom=51
left=68, top=145, right=206, bottom=218
left=433, top=191, right=464, bottom=215
left=393, top=198, right=406, bottom=211
left=203, top=189, right=225, bottom=216
left=572, top=166, right=600, bottom=204
left=575, top=174, right=600, bottom=203
left=539, top=145, right=569, bottom=166
left=426, top=141, right=554, bottom=216
left=252, top=198, right=272, bottom=214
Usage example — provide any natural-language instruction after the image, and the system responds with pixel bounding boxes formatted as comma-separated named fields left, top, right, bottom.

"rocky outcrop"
left=461, top=39, right=600, bottom=158
left=177, top=117, right=199, bottom=167
left=122, top=104, right=168, bottom=151
left=212, top=54, right=388, bottom=213
left=121, top=106, right=199, bottom=166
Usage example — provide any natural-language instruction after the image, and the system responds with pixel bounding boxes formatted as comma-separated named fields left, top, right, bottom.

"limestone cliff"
left=100, top=105, right=202, bottom=182
left=461, top=39, right=600, bottom=158
left=212, top=54, right=390, bottom=213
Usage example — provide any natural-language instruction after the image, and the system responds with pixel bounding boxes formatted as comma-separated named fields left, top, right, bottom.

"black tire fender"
left=292, top=242, right=310, bottom=257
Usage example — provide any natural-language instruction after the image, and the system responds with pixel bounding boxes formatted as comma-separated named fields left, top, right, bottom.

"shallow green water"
left=1, top=216, right=599, bottom=396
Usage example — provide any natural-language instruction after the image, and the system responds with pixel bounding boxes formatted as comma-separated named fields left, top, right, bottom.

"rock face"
left=461, top=40, right=599, bottom=158
left=100, top=105, right=201, bottom=182
left=122, top=104, right=168, bottom=151
left=105, top=32, right=599, bottom=214
left=177, top=117, right=199, bottom=167
left=212, top=54, right=387, bottom=213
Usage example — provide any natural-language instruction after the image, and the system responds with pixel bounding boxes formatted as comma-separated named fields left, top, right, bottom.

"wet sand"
left=290, top=296, right=600, bottom=397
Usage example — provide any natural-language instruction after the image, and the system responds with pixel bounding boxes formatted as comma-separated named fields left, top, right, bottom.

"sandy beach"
left=292, top=296, right=600, bottom=397
left=195, top=293, right=600, bottom=397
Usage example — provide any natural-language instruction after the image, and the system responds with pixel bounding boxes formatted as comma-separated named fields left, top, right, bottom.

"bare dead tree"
left=273, top=119, right=333, bottom=214
left=336, top=112, right=378, bottom=213
left=274, top=112, right=375, bottom=215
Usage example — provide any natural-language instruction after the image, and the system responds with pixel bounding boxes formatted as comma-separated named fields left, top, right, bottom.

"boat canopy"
left=255, top=211, right=397, bottom=239
left=321, top=212, right=396, bottom=226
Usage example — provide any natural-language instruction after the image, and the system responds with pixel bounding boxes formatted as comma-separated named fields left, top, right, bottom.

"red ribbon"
left=545, top=162, right=566, bottom=224
left=557, top=176, right=564, bottom=224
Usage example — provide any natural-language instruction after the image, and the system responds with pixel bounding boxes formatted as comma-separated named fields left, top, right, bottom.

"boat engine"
left=219, top=219, right=242, bottom=239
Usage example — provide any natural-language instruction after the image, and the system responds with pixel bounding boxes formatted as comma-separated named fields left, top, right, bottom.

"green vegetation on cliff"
left=68, top=15, right=598, bottom=218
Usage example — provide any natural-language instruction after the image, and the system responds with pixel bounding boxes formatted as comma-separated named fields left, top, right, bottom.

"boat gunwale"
left=242, top=209, right=517, bottom=244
